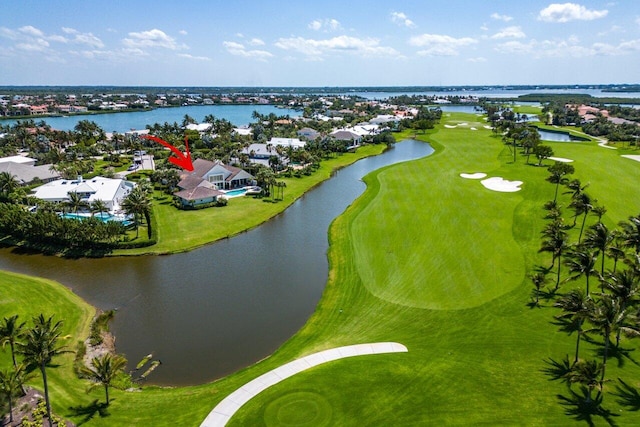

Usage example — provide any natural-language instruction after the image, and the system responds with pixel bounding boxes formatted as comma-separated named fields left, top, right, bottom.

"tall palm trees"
left=80, top=354, right=127, bottom=405
left=17, top=314, right=67, bottom=427
left=0, top=364, right=29, bottom=425
left=0, top=315, right=25, bottom=368
left=122, top=185, right=152, bottom=238
left=0, top=171, right=19, bottom=202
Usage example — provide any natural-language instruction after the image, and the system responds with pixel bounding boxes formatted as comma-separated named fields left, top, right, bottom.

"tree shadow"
left=612, top=378, right=640, bottom=411
left=557, top=388, right=619, bottom=427
left=542, top=355, right=572, bottom=384
left=588, top=341, right=639, bottom=369
left=68, top=400, right=110, bottom=425
left=551, top=316, right=581, bottom=336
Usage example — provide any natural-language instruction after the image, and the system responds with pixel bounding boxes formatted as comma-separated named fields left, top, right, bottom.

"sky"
left=1, top=0, right=639, bottom=87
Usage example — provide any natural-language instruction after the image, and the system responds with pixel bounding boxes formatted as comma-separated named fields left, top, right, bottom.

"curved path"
left=200, top=342, right=408, bottom=426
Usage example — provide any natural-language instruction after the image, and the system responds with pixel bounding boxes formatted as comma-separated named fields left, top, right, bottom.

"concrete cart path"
left=200, top=342, right=408, bottom=427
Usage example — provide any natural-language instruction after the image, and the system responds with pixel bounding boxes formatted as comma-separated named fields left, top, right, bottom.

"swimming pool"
left=223, top=188, right=247, bottom=197
left=61, top=212, right=133, bottom=226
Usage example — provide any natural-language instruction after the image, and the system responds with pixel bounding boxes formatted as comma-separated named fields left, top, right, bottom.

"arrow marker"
left=142, top=134, right=194, bottom=172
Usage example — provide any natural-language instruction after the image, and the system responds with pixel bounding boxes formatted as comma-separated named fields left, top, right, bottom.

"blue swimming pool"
left=61, top=212, right=133, bottom=226
left=223, top=188, right=247, bottom=197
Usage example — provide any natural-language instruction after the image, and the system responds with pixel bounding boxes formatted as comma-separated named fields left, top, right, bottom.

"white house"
left=31, top=176, right=135, bottom=212
left=268, top=137, right=306, bottom=148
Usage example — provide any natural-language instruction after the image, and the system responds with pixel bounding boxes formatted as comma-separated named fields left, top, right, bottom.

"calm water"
left=0, top=140, right=433, bottom=386
left=2, top=104, right=299, bottom=132
left=538, top=129, right=585, bottom=142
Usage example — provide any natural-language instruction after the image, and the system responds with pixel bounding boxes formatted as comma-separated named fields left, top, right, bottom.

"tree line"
left=532, top=161, right=640, bottom=420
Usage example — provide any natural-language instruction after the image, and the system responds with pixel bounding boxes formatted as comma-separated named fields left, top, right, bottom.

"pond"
left=0, top=139, right=433, bottom=386
left=538, top=128, right=588, bottom=142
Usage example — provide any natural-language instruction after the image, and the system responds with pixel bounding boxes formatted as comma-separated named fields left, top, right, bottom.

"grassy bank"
left=115, top=144, right=387, bottom=255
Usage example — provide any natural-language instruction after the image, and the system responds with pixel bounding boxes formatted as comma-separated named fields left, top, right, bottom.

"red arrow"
left=142, top=134, right=194, bottom=172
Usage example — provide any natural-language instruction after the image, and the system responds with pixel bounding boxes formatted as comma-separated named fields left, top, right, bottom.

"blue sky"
left=1, top=1, right=639, bottom=86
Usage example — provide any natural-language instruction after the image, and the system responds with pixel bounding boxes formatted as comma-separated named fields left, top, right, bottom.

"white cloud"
left=391, top=12, right=416, bottom=28
left=468, top=57, right=487, bottom=62
left=491, top=26, right=526, bottom=39
left=307, top=18, right=342, bottom=32
left=123, top=29, right=185, bottom=50
left=19, top=25, right=44, bottom=37
left=178, top=53, right=211, bottom=61
left=491, top=13, right=513, bottom=22
left=16, top=39, right=49, bottom=52
left=179, top=30, right=188, bottom=35
left=223, top=41, right=273, bottom=60
left=275, top=35, right=401, bottom=59
left=249, top=38, right=265, bottom=46
left=409, top=34, right=477, bottom=56
left=494, top=37, right=640, bottom=58
left=538, top=3, right=608, bottom=23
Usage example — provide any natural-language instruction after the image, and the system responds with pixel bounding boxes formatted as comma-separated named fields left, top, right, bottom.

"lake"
left=0, top=139, right=434, bottom=386
left=2, top=104, right=300, bottom=133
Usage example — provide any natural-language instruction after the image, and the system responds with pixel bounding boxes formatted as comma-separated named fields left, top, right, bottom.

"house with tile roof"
left=174, top=158, right=254, bottom=207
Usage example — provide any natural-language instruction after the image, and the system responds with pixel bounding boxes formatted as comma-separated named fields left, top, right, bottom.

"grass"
left=2, top=113, right=640, bottom=425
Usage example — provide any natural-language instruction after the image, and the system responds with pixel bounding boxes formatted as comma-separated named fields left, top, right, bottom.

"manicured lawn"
left=3, top=113, right=640, bottom=425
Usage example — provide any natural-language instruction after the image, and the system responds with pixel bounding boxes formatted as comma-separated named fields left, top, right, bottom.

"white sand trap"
left=481, top=177, right=523, bottom=192
left=460, top=122, right=468, bottom=126
left=484, top=125, right=493, bottom=130
left=622, top=155, right=640, bottom=163
left=460, top=172, right=487, bottom=179
left=444, top=124, right=457, bottom=128
left=549, top=157, right=574, bottom=163
left=470, top=127, right=477, bottom=130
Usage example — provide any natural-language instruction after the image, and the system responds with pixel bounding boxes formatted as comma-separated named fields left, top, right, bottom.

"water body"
left=2, top=104, right=299, bottom=132
left=538, top=129, right=586, bottom=142
left=0, top=140, right=433, bottom=386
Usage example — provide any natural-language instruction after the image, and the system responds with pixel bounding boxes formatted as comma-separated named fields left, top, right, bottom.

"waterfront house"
left=297, top=127, right=320, bottom=140
left=174, top=158, right=254, bottom=207
left=31, top=176, right=135, bottom=212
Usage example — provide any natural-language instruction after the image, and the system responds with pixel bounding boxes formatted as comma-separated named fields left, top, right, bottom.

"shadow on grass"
left=68, top=400, right=110, bottom=425
left=557, top=388, right=619, bottom=427
left=594, top=345, right=638, bottom=369
left=542, top=355, right=572, bottom=384
left=613, top=378, right=640, bottom=411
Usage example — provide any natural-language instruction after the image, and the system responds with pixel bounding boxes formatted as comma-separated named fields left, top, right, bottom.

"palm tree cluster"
left=535, top=162, right=640, bottom=411
left=0, top=202, right=126, bottom=250
left=0, top=314, right=128, bottom=425
left=121, top=182, right=153, bottom=239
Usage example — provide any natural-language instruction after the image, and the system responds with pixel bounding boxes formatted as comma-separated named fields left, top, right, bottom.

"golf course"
left=3, top=110, right=640, bottom=426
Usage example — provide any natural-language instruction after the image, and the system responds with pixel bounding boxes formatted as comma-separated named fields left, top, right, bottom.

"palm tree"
left=80, top=354, right=127, bottom=405
left=122, top=187, right=152, bottom=238
left=564, top=246, right=598, bottom=296
left=66, top=191, right=89, bottom=214
left=554, top=288, right=590, bottom=364
left=0, top=364, right=30, bottom=425
left=17, top=314, right=67, bottom=427
left=603, top=269, right=640, bottom=346
left=90, top=199, right=109, bottom=220
left=547, top=162, right=575, bottom=203
left=0, top=315, right=25, bottom=368
left=569, top=192, right=594, bottom=242
left=530, top=271, right=549, bottom=306
left=539, top=221, right=569, bottom=290
left=607, top=230, right=627, bottom=273
left=619, top=214, right=640, bottom=254
left=566, top=359, right=603, bottom=403
left=583, top=222, right=613, bottom=278
left=0, top=171, right=19, bottom=202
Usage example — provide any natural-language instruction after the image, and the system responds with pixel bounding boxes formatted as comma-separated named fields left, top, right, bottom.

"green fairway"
left=3, top=112, right=640, bottom=425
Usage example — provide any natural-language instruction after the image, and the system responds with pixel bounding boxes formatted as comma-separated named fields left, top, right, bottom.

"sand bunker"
left=470, top=127, right=477, bottom=130
left=549, top=157, right=574, bottom=163
left=481, top=177, right=523, bottom=192
left=622, top=155, right=640, bottom=163
left=484, top=125, right=493, bottom=130
left=444, top=124, right=457, bottom=128
left=460, top=172, right=487, bottom=179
